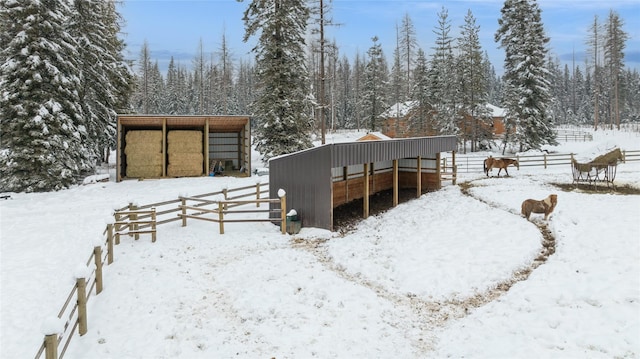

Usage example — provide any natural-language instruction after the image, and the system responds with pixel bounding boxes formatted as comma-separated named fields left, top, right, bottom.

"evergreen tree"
left=429, top=6, right=458, bottom=136
left=495, top=0, right=556, bottom=152
left=0, top=0, right=92, bottom=192
left=241, top=0, right=313, bottom=162
left=457, top=9, right=489, bottom=152
left=399, top=13, right=418, bottom=99
left=69, top=0, right=131, bottom=162
left=603, top=10, right=628, bottom=129
left=360, top=36, right=388, bottom=131
left=410, top=48, right=433, bottom=135
left=133, top=40, right=153, bottom=113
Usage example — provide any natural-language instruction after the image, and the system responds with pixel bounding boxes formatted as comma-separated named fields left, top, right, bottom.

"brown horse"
left=484, top=156, right=519, bottom=177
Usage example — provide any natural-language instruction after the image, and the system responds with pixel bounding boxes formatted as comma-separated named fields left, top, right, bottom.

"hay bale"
left=124, top=131, right=162, bottom=155
left=166, top=130, right=204, bottom=177
left=168, top=153, right=203, bottom=164
left=127, top=165, right=163, bottom=178
left=167, top=131, right=202, bottom=153
left=124, top=130, right=163, bottom=178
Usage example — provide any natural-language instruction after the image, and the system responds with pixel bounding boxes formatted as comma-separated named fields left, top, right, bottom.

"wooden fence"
left=450, top=149, right=640, bottom=174
left=178, top=194, right=287, bottom=234
left=34, top=181, right=271, bottom=359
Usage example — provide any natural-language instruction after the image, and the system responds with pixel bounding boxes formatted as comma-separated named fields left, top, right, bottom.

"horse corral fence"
left=443, top=149, right=640, bottom=175
left=34, top=181, right=274, bottom=359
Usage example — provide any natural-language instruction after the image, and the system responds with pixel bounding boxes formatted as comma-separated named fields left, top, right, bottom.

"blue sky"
left=117, top=0, right=640, bottom=75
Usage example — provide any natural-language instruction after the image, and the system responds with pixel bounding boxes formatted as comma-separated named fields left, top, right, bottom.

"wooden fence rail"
left=34, top=182, right=271, bottom=359
left=450, top=149, right=640, bottom=174
left=178, top=191, right=287, bottom=235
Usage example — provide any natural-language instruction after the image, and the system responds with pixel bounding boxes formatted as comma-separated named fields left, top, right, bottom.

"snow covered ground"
left=1, top=128, right=639, bottom=358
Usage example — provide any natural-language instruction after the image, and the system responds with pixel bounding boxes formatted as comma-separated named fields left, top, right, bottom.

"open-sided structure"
left=269, top=135, right=457, bottom=231
left=116, top=115, right=251, bottom=182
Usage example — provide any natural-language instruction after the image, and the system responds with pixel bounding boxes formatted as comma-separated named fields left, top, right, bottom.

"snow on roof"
left=486, top=103, right=506, bottom=117
left=380, top=101, right=418, bottom=118
left=357, top=132, right=392, bottom=141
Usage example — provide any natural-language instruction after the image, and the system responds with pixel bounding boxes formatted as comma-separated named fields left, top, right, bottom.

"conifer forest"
left=1, top=0, right=638, bottom=192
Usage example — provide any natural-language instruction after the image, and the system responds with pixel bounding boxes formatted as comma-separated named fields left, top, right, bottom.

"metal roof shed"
left=269, top=135, right=457, bottom=231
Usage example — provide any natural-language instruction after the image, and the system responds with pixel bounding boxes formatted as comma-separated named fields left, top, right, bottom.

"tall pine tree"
left=241, top=0, right=313, bottom=162
left=360, top=36, right=388, bottom=131
left=495, top=0, right=556, bottom=152
left=0, top=0, right=92, bottom=192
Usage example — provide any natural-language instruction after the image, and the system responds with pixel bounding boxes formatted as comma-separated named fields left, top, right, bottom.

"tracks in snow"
left=291, top=179, right=557, bottom=355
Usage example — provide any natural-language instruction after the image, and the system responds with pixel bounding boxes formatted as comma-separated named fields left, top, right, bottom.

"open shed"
left=116, top=115, right=251, bottom=182
left=269, top=135, right=457, bottom=231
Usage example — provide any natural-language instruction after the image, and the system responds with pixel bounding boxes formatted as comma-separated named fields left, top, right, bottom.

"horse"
left=521, top=194, right=557, bottom=221
left=484, top=156, right=519, bottom=177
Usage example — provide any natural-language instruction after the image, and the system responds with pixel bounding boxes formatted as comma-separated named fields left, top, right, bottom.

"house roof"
left=357, top=132, right=392, bottom=141
left=380, top=101, right=418, bottom=118
left=486, top=104, right=506, bottom=118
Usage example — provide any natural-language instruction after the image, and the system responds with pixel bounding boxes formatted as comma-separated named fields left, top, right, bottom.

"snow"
left=380, top=100, right=418, bottom=118
left=1, top=129, right=639, bottom=358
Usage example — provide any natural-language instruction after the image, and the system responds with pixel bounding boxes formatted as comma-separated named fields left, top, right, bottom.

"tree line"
left=132, top=2, right=637, bottom=157
left=1, top=0, right=637, bottom=192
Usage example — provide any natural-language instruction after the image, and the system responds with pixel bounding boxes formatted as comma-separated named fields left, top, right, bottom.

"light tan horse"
left=521, top=194, right=558, bottom=220
left=484, top=156, right=519, bottom=177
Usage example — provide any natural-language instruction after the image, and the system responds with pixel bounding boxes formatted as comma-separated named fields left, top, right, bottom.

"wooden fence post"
left=44, top=334, right=58, bottom=359
left=181, top=198, right=187, bottom=227
left=129, top=203, right=139, bottom=240
left=256, top=181, right=261, bottom=207
left=151, top=207, right=157, bottom=243
left=223, top=187, right=228, bottom=210
left=107, top=223, right=114, bottom=264
left=280, top=191, right=286, bottom=235
left=544, top=153, right=548, bottom=169
left=76, top=276, right=88, bottom=336
left=94, top=246, right=103, bottom=294
left=218, top=201, right=224, bottom=234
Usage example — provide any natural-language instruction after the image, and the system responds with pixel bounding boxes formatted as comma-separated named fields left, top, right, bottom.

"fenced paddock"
left=34, top=181, right=272, bottom=359
left=447, top=150, right=640, bottom=174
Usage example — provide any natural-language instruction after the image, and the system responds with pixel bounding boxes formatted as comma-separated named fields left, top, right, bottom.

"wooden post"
left=256, top=182, right=261, bottom=207
left=363, top=163, right=369, bottom=218
left=280, top=193, right=286, bottom=234
left=452, top=151, right=457, bottom=185
left=115, top=232, right=120, bottom=246
left=416, top=156, right=422, bottom=197
left=151, top=207, right=157, bottom=243
left=223, top=188, right=228, bottom=210
left=76, top=277, right=88, bottom=336
left=544, top=153, right=547, bottom=169
left=107, top=224, right=114, bottom=264
left=436, top=153, right=441, bottom=188
left=129, top=203, right=139, bottom=240
left=392, top=159, right=398, bottom=207
left=94, top=246, right=103, bottom=294
left=44, top=333, right=58, bottom=359
left=218, top=201, right=224, bottom=234
left=181, top=198, right=187, bottom=227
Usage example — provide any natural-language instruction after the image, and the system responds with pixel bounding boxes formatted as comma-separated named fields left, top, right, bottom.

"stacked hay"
left=167, top=131, right=203, bottom=177
left=124, top=131, right=163, bottom=178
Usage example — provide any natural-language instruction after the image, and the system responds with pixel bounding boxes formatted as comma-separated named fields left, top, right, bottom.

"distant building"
left=379, top=101, right=437, bottom=138
left=356, top=132, right=392, bottom=141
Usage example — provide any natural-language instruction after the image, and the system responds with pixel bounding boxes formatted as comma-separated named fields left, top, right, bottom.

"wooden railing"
left=34, top=224, right=119, bottom=359
left=451, top=150, right=640, bottom=174
left=34, top=181, right=270, bottom=359
left=178, top=193, right=287, bottom=234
